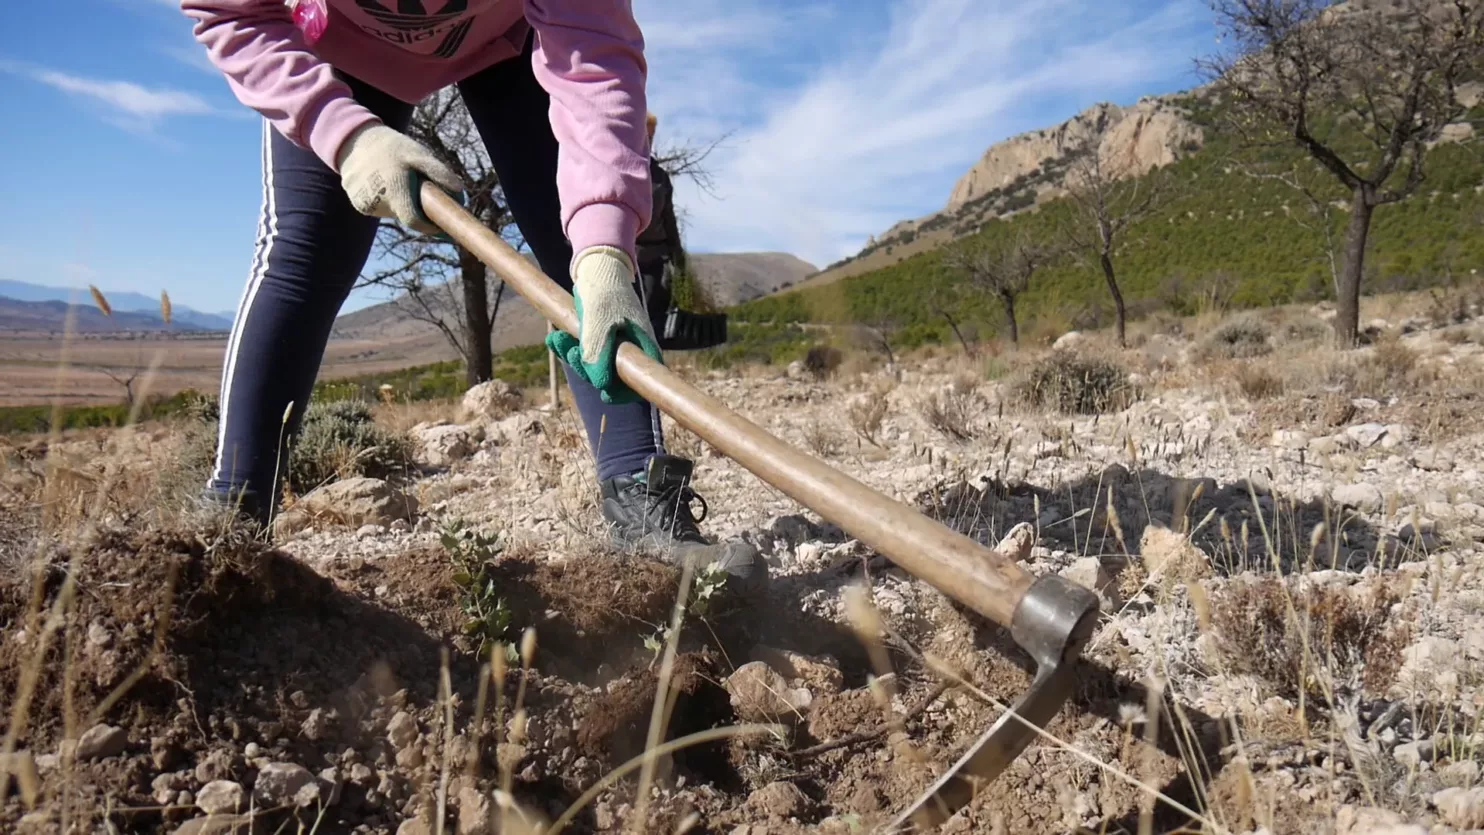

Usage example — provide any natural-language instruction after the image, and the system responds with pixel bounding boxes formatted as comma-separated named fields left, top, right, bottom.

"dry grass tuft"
left=1211, top=576, right=1409, bottom=701
left=846, top=379, right=894, bottom=447
left=1013, top=353, right=1137, bottom=415
left=920, top=374, right=980, bottom=441
left=1234, top=363, right=1285, bottom=401
left=801, top=419, right=840, bottom=458
left=1200, top=316, right=1273, bottom=361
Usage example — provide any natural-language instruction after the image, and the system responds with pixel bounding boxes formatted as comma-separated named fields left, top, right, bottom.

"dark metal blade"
left=886, top=659, right=1078, bottom=831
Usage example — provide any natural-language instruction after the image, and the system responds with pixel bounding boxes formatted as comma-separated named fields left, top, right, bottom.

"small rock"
left=1139, top=526, right=1210, bottom=583
left=1393, top=740, right=1435, bottom=769
left=395, top=745, right=425, bottom=770
left=1441, top=760, right=1480, bottom=788
left=1271, top=429, right=1310, bottom=450
left=75, top=724, right=127, bottom=760
left=1334, top=805, right=1421, bottom=835
left=491, top=412, right=543, bottom=443
left=274, top=477, right=418, bottom=536
left=253, top=762, right=315, bottom=807
left=293, top=781, right=322, bottom=808
left=172, top=815, right=256, bottom=835
left=1053, top=331, right=1086, bottom=352
left=748, top=781, right=809, bottom=818
left=196, top=781, right=244, bottom=816
left=386, top=712, right=419, bottom=750
left=151, top=738, right=183, bottom=771
left=86, top=623, right=111, bottom=648
left=1061, top=557, right=1121, bottom=603
left=410, top=422, right=481, bottom=469
left=301, top=708, right=335, bottom=741
left=1332, top=483, right=1385, bottom=514
left=726, top=662, right=811, bottom=723
left=748, top=646, right=843, bottom=695
left=154, top=773, right=183, bottom=804
left=1432, top=786, right=1484, bottom=829
left=1307, top=436, right=1346, bottom=457
left=1345, top=423, right=1389, bottom=448
left=764, top=514, right=820, bottom=548
left=1412, top=448, right=1456, bottom=472
left=457, top=785, right=493, bottom=835
left=194, top=749, right=236, bottom=784
left=396, top=818, right=434, bottom=835
left=459, top=379, right=521, bottom=423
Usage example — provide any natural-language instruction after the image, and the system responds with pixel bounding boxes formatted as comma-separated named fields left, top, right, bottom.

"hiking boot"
left=189, top=487, right=271, bottom=540
left=599, top=454, right=768, bottom=599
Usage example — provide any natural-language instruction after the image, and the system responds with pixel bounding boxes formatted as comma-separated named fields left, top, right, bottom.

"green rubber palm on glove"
left=546, top=246, right=664, bottom=405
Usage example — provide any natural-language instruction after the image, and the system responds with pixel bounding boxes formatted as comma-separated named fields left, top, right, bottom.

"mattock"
left=421, top=186, right=1102, bottom=830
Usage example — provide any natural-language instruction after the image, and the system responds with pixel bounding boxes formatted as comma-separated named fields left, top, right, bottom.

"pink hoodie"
left=180, top=0, right=652, bottom=264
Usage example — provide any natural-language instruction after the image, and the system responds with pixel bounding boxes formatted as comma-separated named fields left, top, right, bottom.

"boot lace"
left=643, top=480, right=709, bottom=541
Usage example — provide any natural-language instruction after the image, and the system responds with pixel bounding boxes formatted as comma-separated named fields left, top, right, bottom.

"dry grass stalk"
left=87, top=285, right=111, bottom=317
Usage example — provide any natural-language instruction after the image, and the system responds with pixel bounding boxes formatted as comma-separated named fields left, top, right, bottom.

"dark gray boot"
left=599, top=455, right=768, bottom=599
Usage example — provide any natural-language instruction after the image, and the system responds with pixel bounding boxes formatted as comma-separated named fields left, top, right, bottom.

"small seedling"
left=641, top=562, right=730, bottom=662
left=440, top=518, right=517, bottom=659
left=690, top=561, right=729, bottom=619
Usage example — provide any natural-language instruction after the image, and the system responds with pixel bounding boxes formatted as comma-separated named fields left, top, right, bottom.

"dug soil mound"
left=0, top=528, right=756, bottom=834
left=0, top=524, right=1284, bottom=834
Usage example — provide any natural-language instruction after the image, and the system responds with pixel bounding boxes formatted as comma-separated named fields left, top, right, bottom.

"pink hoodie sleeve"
left=525, top=0, right=653, bottom=269
left=179, top=0, right=379, bottom=170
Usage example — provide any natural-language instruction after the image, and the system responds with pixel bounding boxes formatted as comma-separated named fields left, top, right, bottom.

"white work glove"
left=544, top=246, right=664, bottom=405
left=336, top=123, right=463, bottom=236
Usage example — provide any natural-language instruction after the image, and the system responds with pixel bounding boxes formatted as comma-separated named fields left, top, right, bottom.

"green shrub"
left=1279, top=316, right=1333, bottom=345
left=0, top=389, right=204, bottom=436
left=287, top=399, right=412, bottom=494
left=1013, top=353, right=1136, bottom=415
left=803, top=345, right=844, bottom=377
left=1200, top=316, right=1273, bottom=360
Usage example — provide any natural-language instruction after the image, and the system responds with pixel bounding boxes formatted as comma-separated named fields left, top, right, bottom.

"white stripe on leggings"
left=635, top=273, right=667, bottom=456
left=210, top=119, right=280, bottom=487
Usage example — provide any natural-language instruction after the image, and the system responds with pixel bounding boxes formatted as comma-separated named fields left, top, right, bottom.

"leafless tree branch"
left=1197, top=0, right=1482, bottom=345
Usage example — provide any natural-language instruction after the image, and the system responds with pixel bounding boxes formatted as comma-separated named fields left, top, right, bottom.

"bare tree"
left=358, top=88, right=516, bottom=387
left=942, top=228, right=1050, bottom=346
left=854, top=311, right=902, bottom=366
left=360, top=100, right=728, bottom=387
left=651, top=130, right=731, bottom=199
left=1058, top=141, right=1173, bottom=347
left=1237, top=157, right=1346, bottom=298
left=1198, top=0, right=1482, bottom=346
left=926, top=285, right=978, bottom=357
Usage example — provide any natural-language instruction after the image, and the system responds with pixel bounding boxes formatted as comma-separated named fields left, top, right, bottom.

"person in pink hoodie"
left=180, top=0, right=764, bottom=594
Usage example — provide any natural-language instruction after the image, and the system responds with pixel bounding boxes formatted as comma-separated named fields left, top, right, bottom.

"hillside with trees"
left=717, top=0, right=1483, bottom=363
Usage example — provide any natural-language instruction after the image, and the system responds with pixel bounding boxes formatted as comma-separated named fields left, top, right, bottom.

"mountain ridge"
left=0, top=280, right=235, bottom=331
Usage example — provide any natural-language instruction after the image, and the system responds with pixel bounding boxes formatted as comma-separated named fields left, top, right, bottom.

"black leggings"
left=207, top=48, right=664, bottom=521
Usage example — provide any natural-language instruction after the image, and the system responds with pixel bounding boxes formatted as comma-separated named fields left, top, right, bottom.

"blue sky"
left=0, top=0, right=1219, bottom=316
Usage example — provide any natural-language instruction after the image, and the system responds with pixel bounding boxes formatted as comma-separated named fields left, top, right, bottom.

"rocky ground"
left=5, top=294, right=1484, bottom=834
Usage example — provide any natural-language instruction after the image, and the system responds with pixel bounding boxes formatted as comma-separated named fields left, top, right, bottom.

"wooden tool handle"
left=422, top=187, right=1035, bottom=629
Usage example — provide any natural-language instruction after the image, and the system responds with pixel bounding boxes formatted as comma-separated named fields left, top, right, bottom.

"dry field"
left=4, top=288, right=1484, bottom=834
left=0, top=333, right=459, bottom=409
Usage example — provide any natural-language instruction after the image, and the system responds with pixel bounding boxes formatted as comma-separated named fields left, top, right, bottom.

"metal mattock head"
left=888, top=573, right=1101, bottom=831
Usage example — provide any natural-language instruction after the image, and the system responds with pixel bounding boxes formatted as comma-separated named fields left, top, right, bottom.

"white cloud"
left=160, top=44, right=224, bottom=76
left=636, top=0, right=1214, bottom=267
left=0, top=59, right=222, bottom=134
